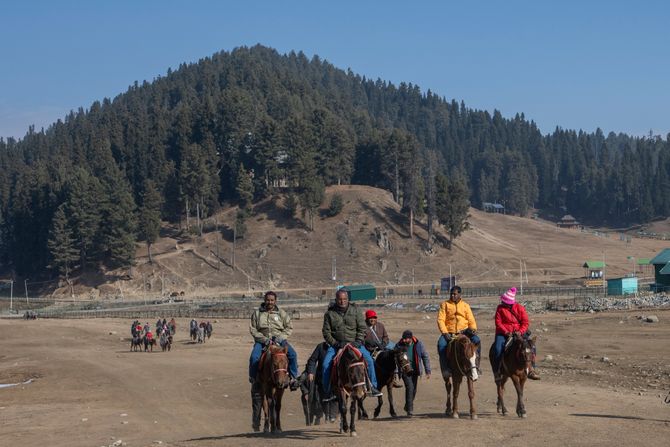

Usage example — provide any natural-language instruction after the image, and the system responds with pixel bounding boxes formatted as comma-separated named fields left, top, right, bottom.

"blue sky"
left=1, top=0, right=668, bottom=140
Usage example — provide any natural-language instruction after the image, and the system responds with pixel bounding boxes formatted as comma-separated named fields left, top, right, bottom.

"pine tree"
left=48, top=204, right=79, bottom=279
left=236, top=163, right=254, bottom=212
left=299, top=177, right=325, bottom=230
left=138, top=180, right=162, bottom=263
left=435, top=173, right=470, bottom=249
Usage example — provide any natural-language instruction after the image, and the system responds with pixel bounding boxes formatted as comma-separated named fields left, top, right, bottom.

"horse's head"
left=393, top=347, right=413, bottom=376
left=456, top=335, right=479, bottom=381
left=342, top=345, right=367, bottom=399
left=513, top=333, right=535, bottom=375
left=268, top=344, right=290, bottom=389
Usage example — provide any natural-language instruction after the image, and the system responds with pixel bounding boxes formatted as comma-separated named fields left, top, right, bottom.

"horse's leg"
left=511, top=374, right=526, bottom=418
left=262, top=392, right=270, bottom=433
left=339, top=393, right=348, bottom=433
left=251, top=382, right=262, bottom=432
left=274, top=388, right=284, bottom=432
left=467, top=377, right=477, bottom=420
left=452, top=375, right=461, bottom=419
left=301, top=393, right=310, bottom=426
left=444, top=377, right=453, bottom=416
left=373, top=393, right=383, bottom=418
left=349, top=398, right=357, bottom=437
left=496, top=376, right=508, bottom=415
left=388, top=384, right=397, bottom=418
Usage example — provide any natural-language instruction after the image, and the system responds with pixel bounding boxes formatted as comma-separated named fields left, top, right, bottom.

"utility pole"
left=216, top=215, right=220, bottom=271
left=232, top=225, right=236, bottom=270
left=24, top=279, right=28, bottom=304
left=603, top=251, right=607, bottom=295
left=520, top=259, right=523, bottom=296
left=10, top=280, right=13, bottom=313
left=332, top=256, right=337, bottom=281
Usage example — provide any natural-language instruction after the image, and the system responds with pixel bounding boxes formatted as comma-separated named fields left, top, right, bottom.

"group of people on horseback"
left=189, top=318, right=213, bottom=343
left=248, top=283, right=541, bottom=432
left=130, top=320, right=156, bottom=352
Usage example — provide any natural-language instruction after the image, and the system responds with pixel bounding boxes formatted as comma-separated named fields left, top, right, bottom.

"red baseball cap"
left=365, top=310, right=377, bottom=319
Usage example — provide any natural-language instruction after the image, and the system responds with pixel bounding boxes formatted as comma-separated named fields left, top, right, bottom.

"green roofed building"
left=650, top=249, right=670, bottom=288
left=344, top=284, right=377, bottom=301
left=583, top=261, right=605, bottom=287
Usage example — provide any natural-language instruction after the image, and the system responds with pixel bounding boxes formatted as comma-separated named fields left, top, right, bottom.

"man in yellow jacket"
left=437, top=285, right=481, bottom=378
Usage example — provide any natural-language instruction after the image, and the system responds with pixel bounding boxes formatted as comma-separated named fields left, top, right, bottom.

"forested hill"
left=1, top=44, right=669, bottom=277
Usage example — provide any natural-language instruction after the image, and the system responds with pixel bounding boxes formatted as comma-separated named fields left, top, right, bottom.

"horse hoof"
left=351, top=431, right=357, bottom=437
left=252, top=426, right=260, bottom=432
left=391, top=413, right=398, bottom=418
left=471, top=414, right=478, bottom=420
left=519, top=413, right=527, bottom=418
left=452, top=413, right=460, bottom=419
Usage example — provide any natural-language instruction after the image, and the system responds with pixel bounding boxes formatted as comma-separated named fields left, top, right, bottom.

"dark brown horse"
left=362, top=348, right=413, bottom=418
left=489, top=333, right=535, bottom=417
left=443, top=335, right=479, bottom=419
left=333, top=344, right=367, bottom=436
left=143, top=335, right=157, bottom=352
left=130, top=335, right=143, bottom=352
left=253, top=344, right=290, bottom=433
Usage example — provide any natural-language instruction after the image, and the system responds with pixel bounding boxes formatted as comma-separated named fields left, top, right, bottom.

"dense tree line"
left=0, top=44, right=668, bottom=279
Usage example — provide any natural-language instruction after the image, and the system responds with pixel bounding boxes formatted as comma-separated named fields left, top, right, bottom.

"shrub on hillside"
left=328, top=194, right=344, bottom=217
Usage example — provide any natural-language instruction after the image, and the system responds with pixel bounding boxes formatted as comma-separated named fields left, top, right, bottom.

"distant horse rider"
left=321, top=289, right=383, bottom=401
left=249, top=291, right=299, bottom=390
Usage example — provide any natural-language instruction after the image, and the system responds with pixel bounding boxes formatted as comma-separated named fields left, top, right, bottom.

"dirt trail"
left=1, top=309, right=669, bottom=447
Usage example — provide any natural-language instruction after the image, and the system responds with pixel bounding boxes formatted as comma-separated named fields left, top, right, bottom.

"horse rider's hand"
left=425, top=373, right=431, bottom=380
left=264, top=338, right=272, bottom=347
left=307, top=373, right=314, bottom=382
left=274, top=336, right=285, bottom=345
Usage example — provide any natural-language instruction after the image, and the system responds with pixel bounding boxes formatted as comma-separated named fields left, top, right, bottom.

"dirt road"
left=1, top=308, right=669, bottom=447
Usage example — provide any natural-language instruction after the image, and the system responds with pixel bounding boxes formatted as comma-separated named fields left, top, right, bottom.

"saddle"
left=330, top=344, right=365, bottom=387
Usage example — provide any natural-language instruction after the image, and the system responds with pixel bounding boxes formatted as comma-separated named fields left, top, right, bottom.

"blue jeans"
left=492, top=334, right=507, bottom=372
left=322, top=344, right=378, bottom=395
left=437, top=333, right=481, bottom=374
left=249, top=341, right=299, bottom=380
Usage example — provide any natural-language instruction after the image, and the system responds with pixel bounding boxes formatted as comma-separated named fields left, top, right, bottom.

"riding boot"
left=392, top=372, right=403, bottom=388
left=527, top=369, right=541, bottom=380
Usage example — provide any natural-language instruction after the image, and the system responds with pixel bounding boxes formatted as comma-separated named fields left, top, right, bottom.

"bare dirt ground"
left=2, top=307, right=669, bottom=447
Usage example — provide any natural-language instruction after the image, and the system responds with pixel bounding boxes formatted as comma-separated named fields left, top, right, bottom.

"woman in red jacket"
left=492, top=287, right=540, bottom=380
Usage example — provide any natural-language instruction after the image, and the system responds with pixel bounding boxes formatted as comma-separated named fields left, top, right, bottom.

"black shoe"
left=289, top=378, right=299, bottom=391
left=368, top=387, right=383, bottom=398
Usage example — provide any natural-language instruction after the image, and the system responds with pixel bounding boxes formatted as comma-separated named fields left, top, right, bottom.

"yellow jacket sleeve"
left=465, top=302, right=477, bottom=331
left=437, top=301, right=449, bottom=334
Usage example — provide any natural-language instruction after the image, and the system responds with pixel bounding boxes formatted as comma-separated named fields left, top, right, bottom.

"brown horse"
left=443, top=335, right=479, bottom=419
left=489, top=333, right=535, bottom=418
left=333, top=344, right=368, bottom=436
left=253, top=344, right=290, bottom=433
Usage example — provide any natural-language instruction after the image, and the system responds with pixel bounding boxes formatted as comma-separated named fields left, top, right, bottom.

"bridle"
left=452, top=336, right=476, bottom=378
left=270, top=351, right=289, bottom=385
left=348, top=361, right=367, bottom=389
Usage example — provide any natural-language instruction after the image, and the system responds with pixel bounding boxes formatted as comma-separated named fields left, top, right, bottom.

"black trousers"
left=402, top=374, right=419, bottom=413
